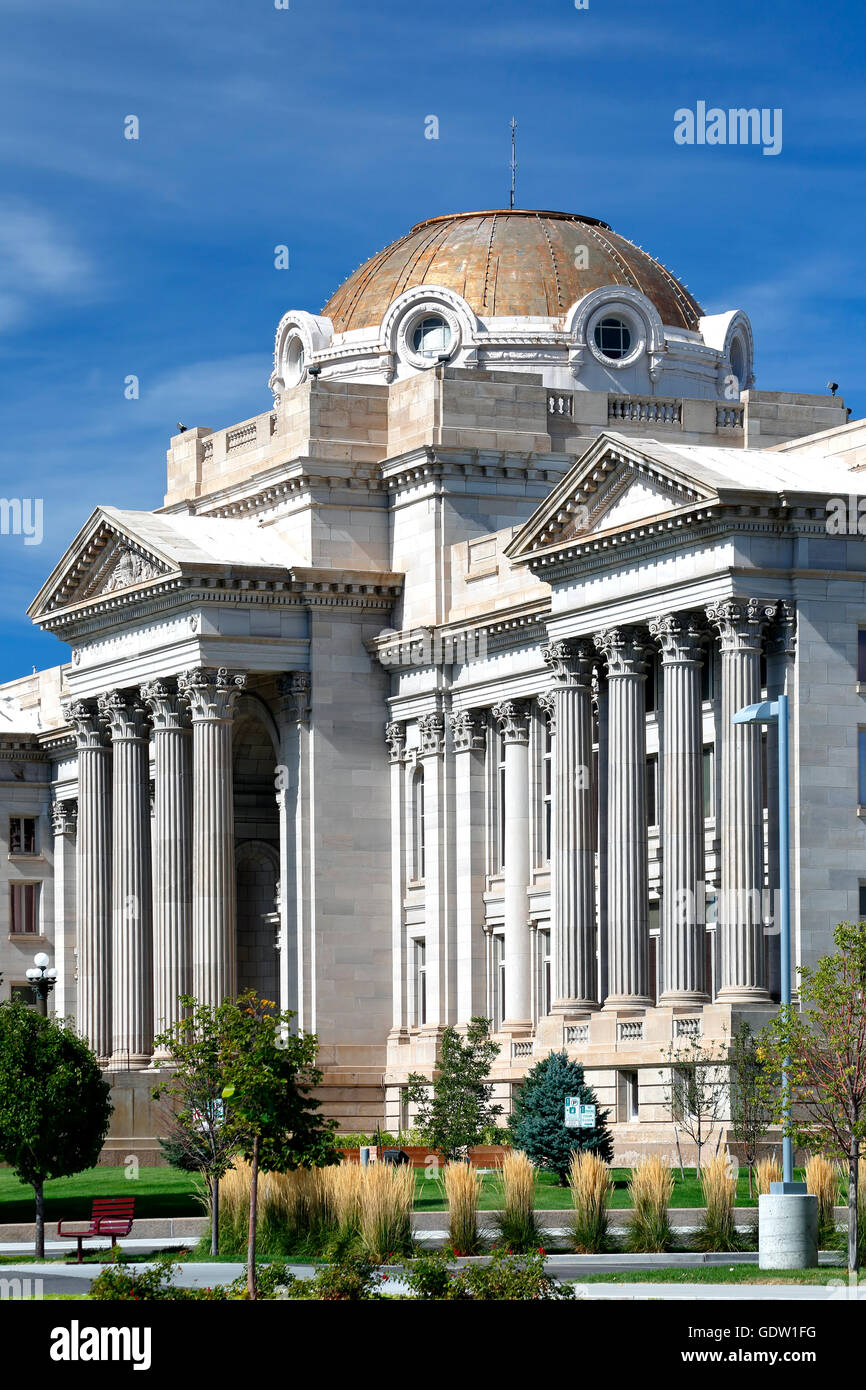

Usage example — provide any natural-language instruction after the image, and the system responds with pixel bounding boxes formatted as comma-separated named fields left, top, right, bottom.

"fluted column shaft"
left=142, top=680, right=192, bottom=1049
left=179, top=668, right=246, bottom=1007
left=543, top=640, right=598, bottom=1012
left=493, top=700, right=531, bottom=1031
left=99, top=691, right=153, bottom=1069
left=450, top=710, right=487, bottom=1023
left=651, top=613, right=708, bottom=1004
left=63, top=703, right=112, bottom=1060
left=707, top=599, right=776, bottom=1001
left=595, top=628, right=652, bottom=1007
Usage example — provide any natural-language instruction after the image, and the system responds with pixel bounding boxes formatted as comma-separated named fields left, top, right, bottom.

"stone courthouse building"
left=4, top=207, right=866, bottom=1156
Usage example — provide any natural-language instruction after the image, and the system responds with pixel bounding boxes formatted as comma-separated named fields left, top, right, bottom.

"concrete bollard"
left=758, top=1193, right=818, bottom=1269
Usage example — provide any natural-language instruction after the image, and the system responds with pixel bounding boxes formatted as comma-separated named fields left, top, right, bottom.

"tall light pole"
left=732, top=693, right=802, bottom=1190
left=25, top=952, right=57, bottom=1018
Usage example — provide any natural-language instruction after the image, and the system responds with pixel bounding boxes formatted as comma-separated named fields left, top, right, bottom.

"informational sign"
left=564, top=1096, right=580, bottom=1129
left=577, top=1104, right=596, bottom=1130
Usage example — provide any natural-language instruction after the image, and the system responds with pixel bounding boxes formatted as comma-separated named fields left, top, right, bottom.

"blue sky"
left=1, top=0, right=864, bottom=680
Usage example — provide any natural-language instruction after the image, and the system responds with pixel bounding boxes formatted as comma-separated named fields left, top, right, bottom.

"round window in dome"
left=285, top=336, right=307, bottom=386
left=412, top=315, right=452, bottom=359
left=594, top=316, right=632, bottom=360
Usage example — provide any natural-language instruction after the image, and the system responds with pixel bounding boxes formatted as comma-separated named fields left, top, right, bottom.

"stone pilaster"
left=706, top=598, right=777, bottom=1001
left=650, top=612, right=708, bottom=1005
left=492, top=699, right=532, bottom=1032
left=63, top=701, right=113, bottom=1062
left=450, top=710, right=487, bottom=1022
left=385, top=720, right=408, bottom=1036
left=141, top=678, right=192, bottom=1052
left=178, top=667, right=246, bottom=1008
left=98, top=689, right=153, bottom=1069
left=417, top=711, right=452, bottom=1028
left=50, top=798, right=77, bottom=1022
left=594, top=628, right=652, bottom=1008
left=543, top=639, right=598, bottom=1014
left=765, top=603, right=796, bottom=1000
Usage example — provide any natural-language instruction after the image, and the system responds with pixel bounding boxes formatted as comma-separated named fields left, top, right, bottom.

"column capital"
left=50, top=798, right=77, bottom=837
left=492, top=699, right=530, bottom=744
left=593, top=626, right=650, bottom=678
left=449, top=709, right=485, bottom=753
left=705, top=597, right=778, bottom=651
left=542, top=638, right=594, bottom=688
left=97, top=689, right=149, bottom=742
left=418, top=711, right=446, bottom=757
left=179, top=667, right=246, bottom=721
left=385, top=719, right=407, bottom=762
left=62, top=698, right=107, bottom=749
left=140, top=677, right=190, bottom=731
left=767, top=600, right=797, bottom=658
left=536, top=692, right=556, bottom=736
left=649, top=611, right=707, bottom=663
left=277, top=671, right=311, bottom=726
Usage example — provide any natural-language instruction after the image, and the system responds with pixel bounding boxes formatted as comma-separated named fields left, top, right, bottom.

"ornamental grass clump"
left=358, top=1161, right=415, bottom=1262
left=218, top=1160, right=253, bottom=1256
left=625, top=1156, right=674, bottom=1253
left=755, top=1156, right=782, bottom=1195
left=696, top=1154, right=739, bottom=1252
left=320, top=1161, right=363, bottom=1256
left=217, top=1160, right=334, bottom=1256
left=497, top=1150, right=540, bottom=1252
left=568, top=1151, right=611, bottom=1254
left=806, top=1155, right=839, bottom=1248
left=443, top=1160, right=483, bottom=1255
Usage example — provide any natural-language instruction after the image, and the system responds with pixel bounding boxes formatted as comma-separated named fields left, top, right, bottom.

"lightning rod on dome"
left=509, top=117, right=517, bottom=209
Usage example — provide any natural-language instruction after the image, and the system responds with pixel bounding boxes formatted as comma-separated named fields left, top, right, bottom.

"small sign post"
left=564, top=1096, right=580, bottom=1129
left=577, top=1103, right=596, bottom=1130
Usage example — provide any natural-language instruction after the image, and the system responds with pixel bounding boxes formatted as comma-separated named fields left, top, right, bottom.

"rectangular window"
left=494, top=934, right=505, bottom=1031
left=859, top=730, right=866, bottom=806
left=700, top=645, right=715, bottom=702
left=646, top=755, right=659, bottom=829
left=542, top=720, right=552, bottom=864
left=10, top=882, right=38, bottom=934
left=9, top=817, right=36, bottom=856
left=497, top=729, right=506, bottom=873
left=645, top=656, right=658, bottom=713
left=537, top=928, right=551, bottom=1017
left=859, top=631, right=866, bottom=684
left=859, top=883, right=866, bottom=920
left=703, top=745, right=714, bottom=820
left=413, top=939, right=427, bottom=1027
left=618, top=1069, right=640, bottom=1123
left=761, top=732, right=769, bottom=812
left=10, top=983, right=36, bottom=1006
left=648, top=929, right=658, bottom=1007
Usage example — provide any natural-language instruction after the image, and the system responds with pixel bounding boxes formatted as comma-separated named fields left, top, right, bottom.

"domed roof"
left=322, top=209, right=703, bottom=335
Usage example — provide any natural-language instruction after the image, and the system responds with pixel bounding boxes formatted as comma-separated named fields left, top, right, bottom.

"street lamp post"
left=25, top=952, right=57, bottom=1018
left=731, top=693, right=802, bottom=1191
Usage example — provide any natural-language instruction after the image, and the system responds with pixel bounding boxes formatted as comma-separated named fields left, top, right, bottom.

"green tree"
left=218, top=992, right=338, bottom=1299
left=758, top=922, right=866, bottom=1274
left=0, top=1002, right=112, bottom=1257
left=406, top=1018, right=502, bottom=1161
left=510, top=1052, right=612, bottom=1184
left=152, top=995, right=242, bottom=1257
left=663, top=1033, right=729, bottom=1175
left=729, top=1021, right=774, bottom=1196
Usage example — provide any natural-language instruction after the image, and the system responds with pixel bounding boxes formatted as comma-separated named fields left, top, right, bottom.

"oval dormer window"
left=412, top=315, right=451, bottom=359
left=594, top=316, right=632, bottom=360
left=285, top=336, right=307, bottom=386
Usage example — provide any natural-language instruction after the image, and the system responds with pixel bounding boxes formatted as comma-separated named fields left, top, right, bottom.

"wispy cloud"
left=0, top=202, right=95, bottom=329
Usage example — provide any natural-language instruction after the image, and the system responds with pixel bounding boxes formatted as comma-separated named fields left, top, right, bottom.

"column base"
left=106, top=1053, right=153, bottom=1072
left=500, top=1018, right=533, bottom=1035
left=657, top=990, right=710, bottom=1008
left=551, top=998, right=600, bottom=1015
left=602, top=995, right=653, bottom=1011
left=715, top=986, right=772, bottom=1005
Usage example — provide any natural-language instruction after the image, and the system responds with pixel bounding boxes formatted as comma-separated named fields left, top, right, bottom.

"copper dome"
left=321, top=209, right=703, bottom=334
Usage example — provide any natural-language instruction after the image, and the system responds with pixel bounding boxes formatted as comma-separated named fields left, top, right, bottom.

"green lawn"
left=413, top=1166, right=769, bottom=1212
left=0, top=1166, right=202, bottom=1224
left=578, top=1266, right=853, bottom=1285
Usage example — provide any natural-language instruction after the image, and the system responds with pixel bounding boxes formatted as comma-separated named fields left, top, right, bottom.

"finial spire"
left=510, top=117, right=517, bottom=209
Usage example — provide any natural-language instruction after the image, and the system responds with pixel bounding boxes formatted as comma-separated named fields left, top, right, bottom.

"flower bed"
left=338, top=1145, right=510, bottom=1169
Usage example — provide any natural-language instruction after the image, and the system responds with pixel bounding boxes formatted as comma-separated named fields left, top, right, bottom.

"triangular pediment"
left=505, top=432, right=719, bottom=560
left=28, top=508, right=178, bottom=621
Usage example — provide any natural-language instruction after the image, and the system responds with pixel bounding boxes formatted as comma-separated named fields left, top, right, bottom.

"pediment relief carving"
left=46, top=528, right=173, bottom=613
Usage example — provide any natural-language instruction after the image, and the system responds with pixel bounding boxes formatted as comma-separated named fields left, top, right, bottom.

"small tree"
left=152, top=995, right=241, bottom=1257
left=758, top=922, right=866, bottom=1274
left=219, top=992, right=338, bottom=1299
left=663, top=1033, right=728, bottom=1175
left=729, top=1021, right=774, bottom=1196
left=0, top=1002, right=112, bottom=1256
left=510, top=1052, right=613, bottom=1185
left=407, top=1018, right=502, bottom=1161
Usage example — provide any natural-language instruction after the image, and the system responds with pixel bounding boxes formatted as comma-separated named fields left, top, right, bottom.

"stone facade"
left=1, top=208, right=863, bottom=1158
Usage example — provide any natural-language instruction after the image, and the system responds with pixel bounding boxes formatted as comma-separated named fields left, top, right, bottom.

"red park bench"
left=57, top=1198, right=136, bottom=1264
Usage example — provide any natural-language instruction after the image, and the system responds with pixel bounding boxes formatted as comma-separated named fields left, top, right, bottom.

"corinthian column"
left=594, top=628, right=652, bottom=1008
left=543, top=639, right=598, bottom=1013
left=706, top=598, right=776, bottom=1001
left=450, top=710, right=487, bottom=1023
left=178, top=667, right=246, bottom=1007
left=141, top=679, right=192, bottom=1050
left=650, top=612, right=708, bottom=1005
left=98, top=690, right=153, bottom=1069
left=492, top=699, right=531, bottom=1032
left=63, top=700, right=112, bottom=1060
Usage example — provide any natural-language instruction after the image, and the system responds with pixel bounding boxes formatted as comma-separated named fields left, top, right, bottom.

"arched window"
left=412, top=765, right=425, bottom=881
